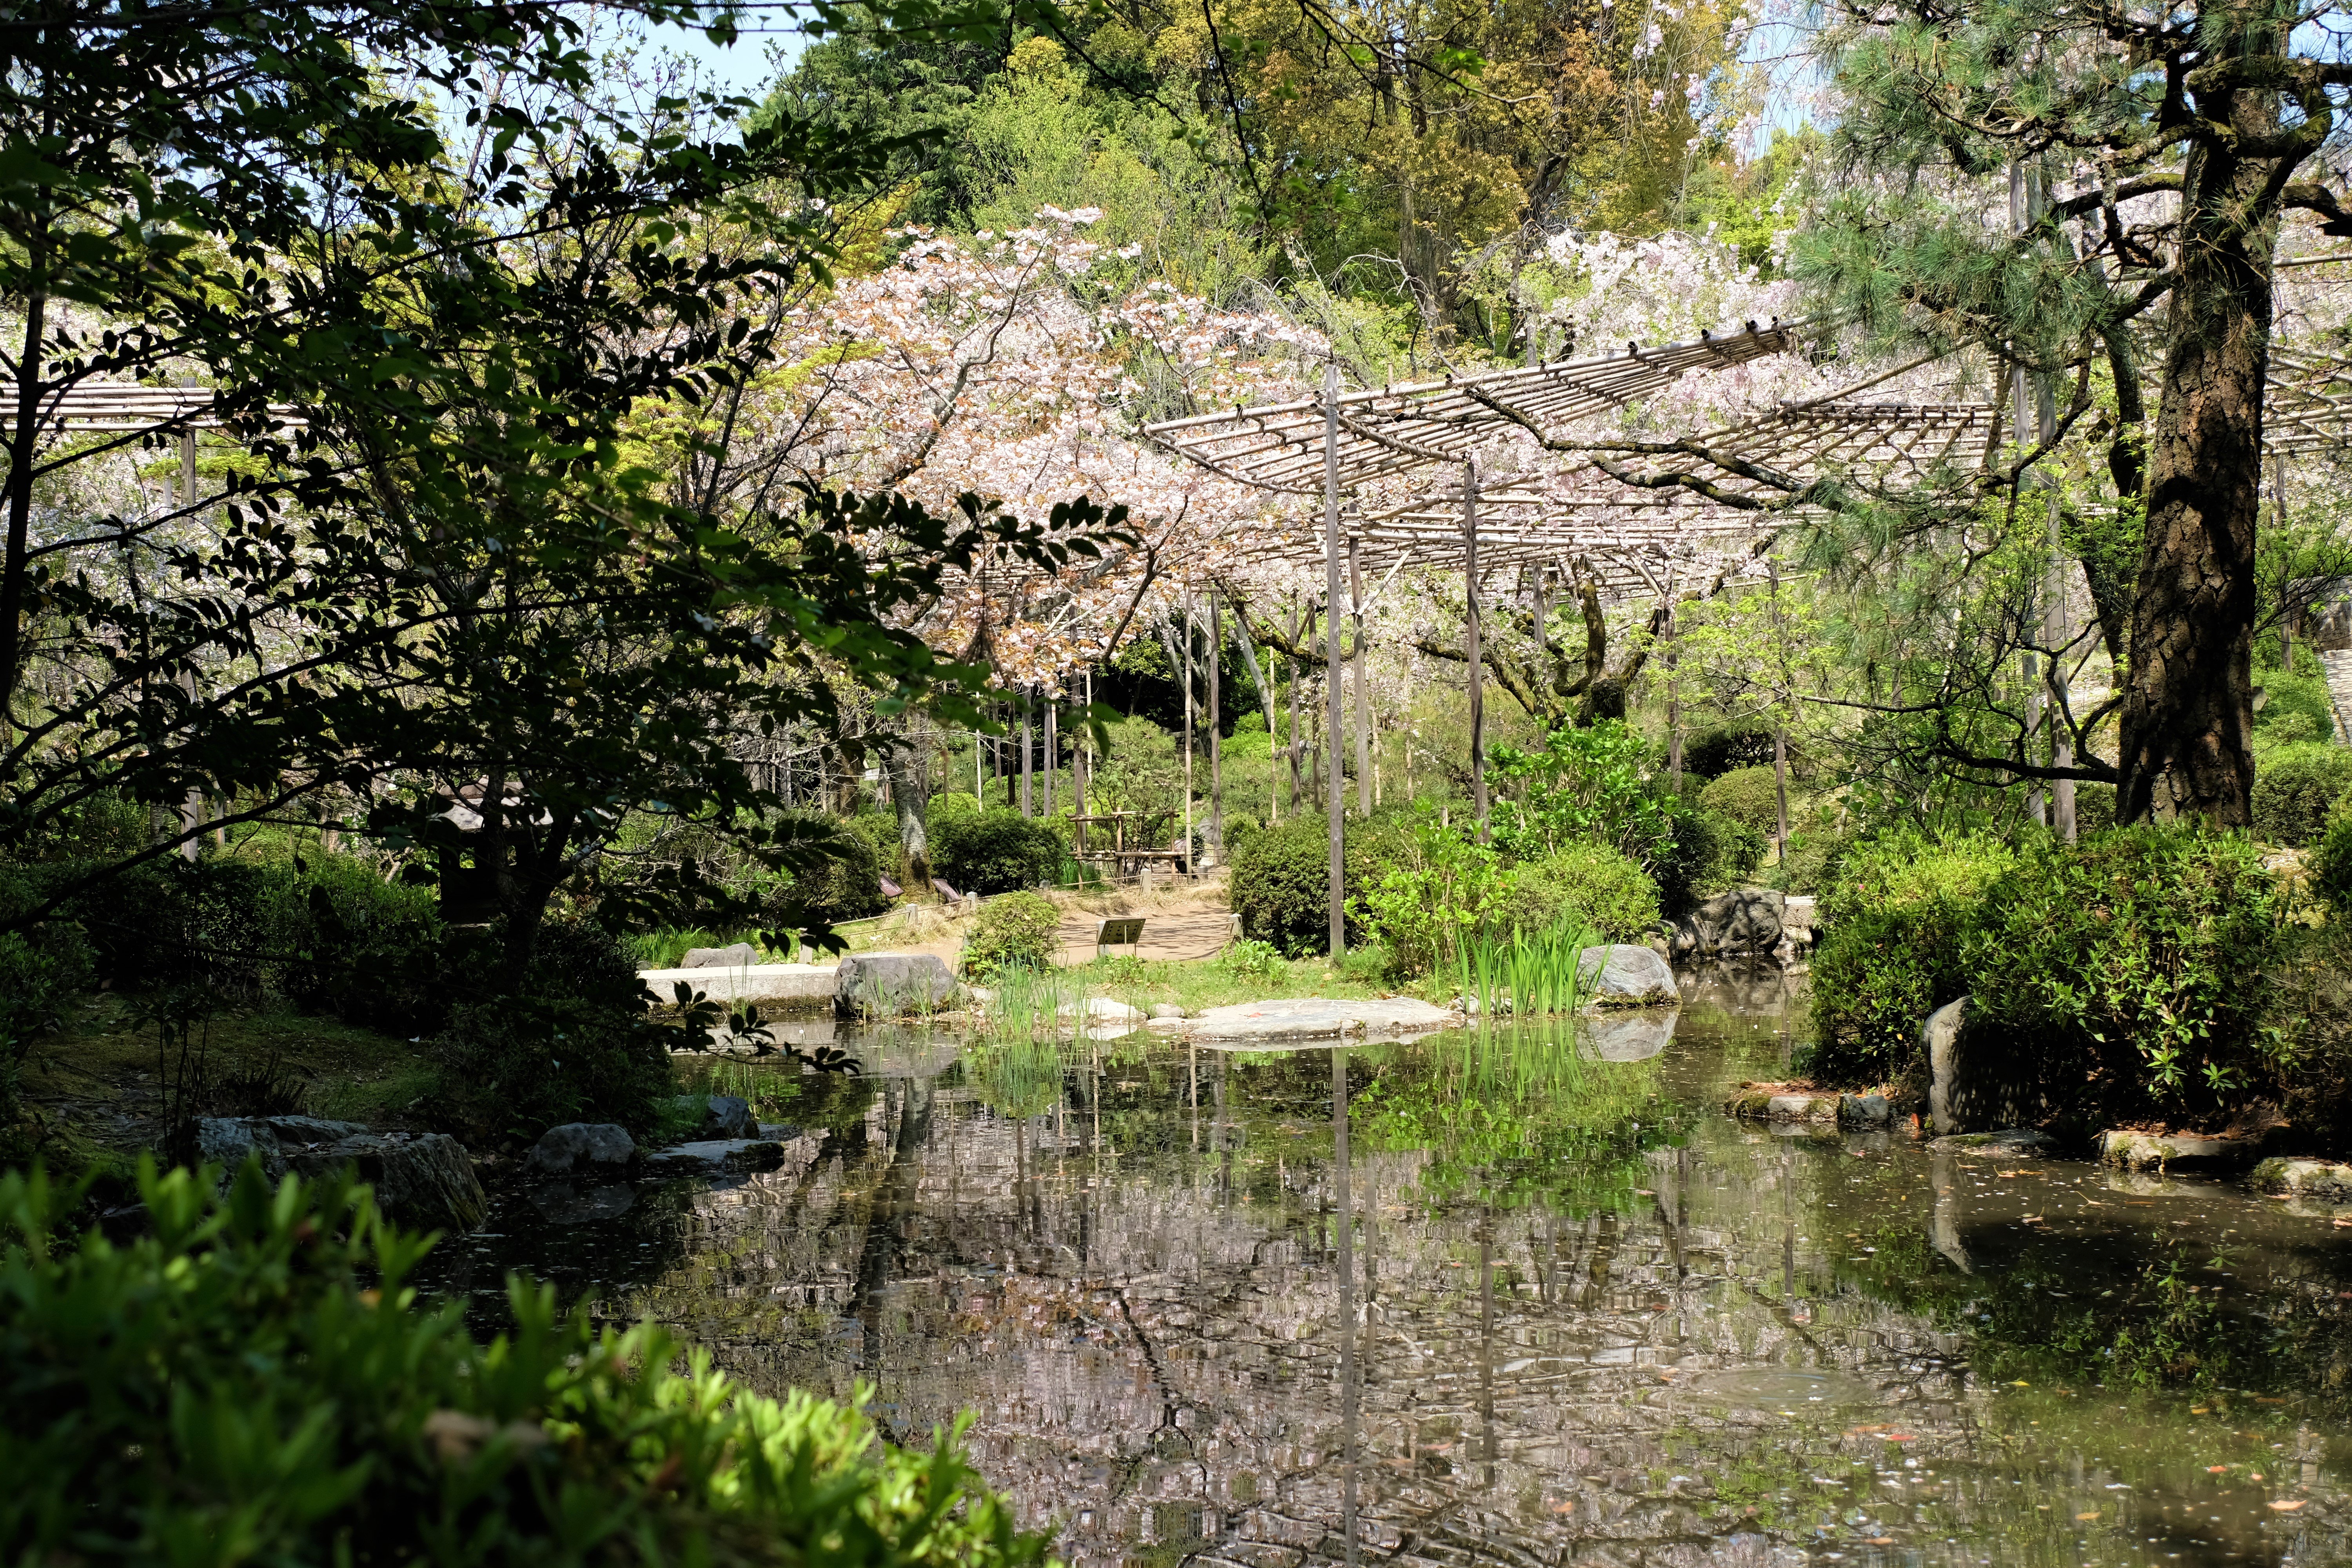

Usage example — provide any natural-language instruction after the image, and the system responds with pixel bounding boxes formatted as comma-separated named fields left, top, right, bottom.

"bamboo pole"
left=1183, top=598, right=1195, bottom=877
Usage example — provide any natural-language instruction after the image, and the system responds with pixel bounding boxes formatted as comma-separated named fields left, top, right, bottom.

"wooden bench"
left=1096, top=916, right=1145, bottom=960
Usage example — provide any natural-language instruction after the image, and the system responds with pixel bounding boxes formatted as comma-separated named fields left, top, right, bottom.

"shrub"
left=962, top=891, right=1062, bottom=973
left=265, top=853, right=446, bottom=1033
left=1808, top=902, right=1971, bottom=1086
left=71, top=858, right=276, bottom=998
left=1499, top=844, right=1659, bottom=940
left=2255, top=669, right=2339, bottom=751
left=1806, top=832, right=2020, bottom=1085
left=2314, top=799, right=2352, bottom=914
left=766, top=810, right=888, bottom=927
left=927, top=791, right=980, bottom=831
left=0, top=1160, right=1045, bottom=1568
left=1650, top=807, right=1767, bottom=916
left=426, top=990, right=675, bottom=1145
left=930, top=808, right=1063, bottom=895
left=1697, top=765, right=1784, bottom=837
left=1963, top=825, right=2287, bottom=1111
left=1231, top=815, right=1399, bottom=958
left=1489, top=720, right=1677, bottom=864
left=846, top=809, right=909, bottom=880
left=1682, top=724, right=1779, bottom=779
left=2252, top=743, right=2352, bottom=846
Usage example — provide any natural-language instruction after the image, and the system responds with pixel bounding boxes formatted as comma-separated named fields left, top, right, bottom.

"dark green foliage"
left=1698, top=765, right=1783, bottom=837
left=1808, top=902, right=1970, bottom=1086
left=962, top=891, right=1063, bottom=973
left=2255, top=671, right=2339, bottom=751
left=269, top=856, right=447, bottom=1034
left=1229, top=816, right=1399, bottom=957
left=0, top=1160, right=1047, bottom=1568
left=2251, top=744, right=2352, bottom=847
left=1682, top=726, right=1779, bottom=780
left=845, top=810, right=909, bottom=881
left=764, top=811, right=888, bottom=927
left=1962, top=827, right=2286, bottom=1111
left=2314, top=802, right=2352, bottom=915
left=930, top=808, right=1063, bottom=895
left=1806, top=833, right=2018, bottom=1086
left=426, top=990, right=675, bottom=1145
left=71, top=860, right=276, bottom=1000
left=1649, top=808, right=1766, bottom=917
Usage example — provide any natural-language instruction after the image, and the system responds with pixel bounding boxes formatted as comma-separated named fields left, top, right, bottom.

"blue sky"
left=636, top=13, right=806, bottom=101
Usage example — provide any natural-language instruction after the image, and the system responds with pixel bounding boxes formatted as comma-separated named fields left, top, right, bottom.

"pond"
left=417, top=972, right=2352, bottom=1568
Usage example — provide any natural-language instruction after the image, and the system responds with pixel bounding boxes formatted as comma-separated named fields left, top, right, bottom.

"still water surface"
left=421, top=972, right=2352, bottom=1568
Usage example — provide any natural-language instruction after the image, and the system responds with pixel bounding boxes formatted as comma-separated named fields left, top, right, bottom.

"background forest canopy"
left=11, top=0, right=2352, bottom=1000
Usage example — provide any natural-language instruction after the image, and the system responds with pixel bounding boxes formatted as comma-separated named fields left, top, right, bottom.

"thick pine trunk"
left=2116, top=141, right=2272, bottom=826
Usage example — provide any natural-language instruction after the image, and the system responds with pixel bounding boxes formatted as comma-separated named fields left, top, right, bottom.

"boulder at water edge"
left=1577, top=944, right=1679, bottom=1006
left=682, top=942, right=761, bottom=969
left=835, top=952, right=958, bottom=1018
left=1925, top=996, right=2049, bottom=1135
left=525, top=1122, right=635, bottom=1175
left=675, top=1093, right=753, bottom=1138
left=1667, top=889, right=1783, bottom=962
left=286, top=1132, right=488, bottom=1232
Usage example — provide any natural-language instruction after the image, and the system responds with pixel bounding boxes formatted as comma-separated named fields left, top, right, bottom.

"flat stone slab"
left=2102, top=1127, right=2271, bottom=1172
left=641, top=964, right=837, bottom=1008
left=641, top=1138, right=792, bottom=1174
left=1931, top=1128, right=2056, bottom=1156
left=1186, top=996, right=1453, bottom=1043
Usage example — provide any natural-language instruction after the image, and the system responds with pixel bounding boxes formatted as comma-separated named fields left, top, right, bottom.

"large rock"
left=1577, top=944, right=1679, bottom=1007
left=2252, top=1157, right=2352, bottom=1201
left=836, top=952, right=958, bottom=1018
left=681, top=942, right=761, bottom=969
left=700, top=1094, right=752, bottom=1138
left=641, top=1138, right=792, bottom=1175
left=1667, top=890, right=1783, bottom=962
left=191, top=1116, right=483, bottom=1230
left=2102, top=1127, right=2272, bottom=1173
left=525, top=1122, right=635, bottom=1175
left=194, top=1114, right=370, bottom=1170
left=640, top=963, right=837, bottom=1011
left=287, top=1132, right=488, bottom=1233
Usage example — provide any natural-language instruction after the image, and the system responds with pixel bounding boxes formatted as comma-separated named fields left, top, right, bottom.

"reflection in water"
left=419, top=977, right=2352, bottom=1568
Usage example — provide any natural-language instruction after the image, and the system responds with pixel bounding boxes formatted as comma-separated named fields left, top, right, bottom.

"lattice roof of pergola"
left=0, top=382, right=303, bottom=432
left=1140, top=321, right=1802, bottom=494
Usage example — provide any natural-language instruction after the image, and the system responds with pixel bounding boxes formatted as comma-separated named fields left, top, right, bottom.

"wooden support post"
left=1324, top=359, right=1345, bottom=958
left=2011, top=159, right=2048, bottom=830
left=179, top=431, right=203, bottom=862
left=1666, top=597, right=1684, bottom=795
left=1286, top=597, right=1303, bottom=818
left=1351, top=533, right=1370, bottom=818
left=1463, top=459, right=1489, bottom=843
left=1020, top=690, right=1033, bottom=817
left=2039, top=170, right=2074, bottom=842
left=1044, top=693, right=1056, bottom=819
left=1208, top=590, right=1223, bottom=864
left=1183, top=598, right=1195, bottom=877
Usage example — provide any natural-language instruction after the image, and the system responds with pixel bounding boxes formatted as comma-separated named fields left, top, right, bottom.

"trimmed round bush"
left=1229, top=815, right=1398, bottom=958
left=1806, top=832, right=2019, bottom=1086
left=766, top=810, right=888, bottom=926
left=2252, top=743, right=2352, bottom=846
left=1697, top=765, right=1784, bottom=837
left=930, top=808, right=1063, bottom=895
left=962, top=890, right=1062, bottom=973
left=1681, top=725, right=1779, bottom=780
left=266, top=853, right=447, bottom=1033
left=1650, top=807, right=1766, bottom=917
left=1500, top=844, right=1660, bottom=940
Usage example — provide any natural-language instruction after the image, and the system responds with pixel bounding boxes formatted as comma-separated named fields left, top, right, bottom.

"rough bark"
left=2116, top=138, right=2273, bottom=825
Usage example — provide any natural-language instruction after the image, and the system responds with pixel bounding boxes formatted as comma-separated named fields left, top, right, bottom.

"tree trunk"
left=879, top=729, right=930, bottom=885
left=2116, top=138, right=2273, bottom=826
